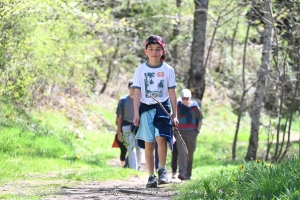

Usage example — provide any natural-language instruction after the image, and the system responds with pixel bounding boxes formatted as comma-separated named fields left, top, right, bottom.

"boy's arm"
left=168, top=88, right=179, bottom=126
left=133, top=88, right=141, bottom=126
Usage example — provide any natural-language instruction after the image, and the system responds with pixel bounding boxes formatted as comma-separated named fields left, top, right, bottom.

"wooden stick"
left=149, top=95, right=188, bottom=155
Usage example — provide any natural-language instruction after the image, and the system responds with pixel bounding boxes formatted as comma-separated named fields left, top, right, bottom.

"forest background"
left=1, top=0, right=299, bottom=161
left=0, top=0, right=300, bottom=198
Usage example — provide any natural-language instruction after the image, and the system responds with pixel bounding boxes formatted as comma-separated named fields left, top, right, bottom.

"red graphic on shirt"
left=157, top=72, right=164, bottom=77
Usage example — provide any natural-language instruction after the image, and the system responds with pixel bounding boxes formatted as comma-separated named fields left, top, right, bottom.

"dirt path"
left=43, top=176, right=179, bottom=200
left=43, top=156, right=182, bottom=200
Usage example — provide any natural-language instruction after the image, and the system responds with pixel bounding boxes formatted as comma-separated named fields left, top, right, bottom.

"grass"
left=173, top=156, right=300, bottom=199
left=0, top=94, right=299, bottom=199
left=0, top=99, right=140, bottom=199
left=170, top=97, right=300, bottom=199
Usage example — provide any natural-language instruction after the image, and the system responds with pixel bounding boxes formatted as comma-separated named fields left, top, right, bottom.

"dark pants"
left=115, top=134, right=127, bottom=161
left=177, top=130, right=198, bottom=179
left=171, top=141, right=178, bottom=173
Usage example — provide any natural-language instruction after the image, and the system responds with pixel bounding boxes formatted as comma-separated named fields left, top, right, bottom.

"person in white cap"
left=176, top=88, right=203, bottom=180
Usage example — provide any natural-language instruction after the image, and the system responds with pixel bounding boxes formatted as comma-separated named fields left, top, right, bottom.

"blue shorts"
left=135, top=109, right=160, bottom=142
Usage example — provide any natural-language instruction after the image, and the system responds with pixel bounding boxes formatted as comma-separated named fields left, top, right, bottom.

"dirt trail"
left=43, top=156, right=182, bottom=200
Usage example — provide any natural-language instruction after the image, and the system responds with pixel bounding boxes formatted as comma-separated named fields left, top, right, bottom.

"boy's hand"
left=133, top=116, right=140, bottom=127
left=172, top=114, right=179, bottom=126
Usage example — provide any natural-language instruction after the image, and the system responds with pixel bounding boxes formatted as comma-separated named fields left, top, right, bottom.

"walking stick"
left=149, top=96, right=188, bottom=155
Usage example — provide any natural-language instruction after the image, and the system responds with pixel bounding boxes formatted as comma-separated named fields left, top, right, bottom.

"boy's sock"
left=158, top=165, right=166, bottom=170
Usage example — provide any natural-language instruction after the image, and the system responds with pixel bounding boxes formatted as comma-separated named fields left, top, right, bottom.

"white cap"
left=180, top=89, right=192, bottom=98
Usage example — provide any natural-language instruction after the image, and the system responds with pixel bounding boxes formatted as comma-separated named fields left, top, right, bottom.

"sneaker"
left=178, top=174, right=187, bottom=180
left=146, top=174, right=158, bottom=188
left=158, top=168, right=169, bottom=184
left=172, top=172, right=176, bottom=179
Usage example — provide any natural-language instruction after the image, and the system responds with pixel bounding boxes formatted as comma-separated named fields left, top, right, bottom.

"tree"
left=245, top=0, right=273, bottom=160
left=232, top=20, right=251, bottom=160
left=171, top=0, right=182, bottom=67
left=188, top=0, right=209, bottom=101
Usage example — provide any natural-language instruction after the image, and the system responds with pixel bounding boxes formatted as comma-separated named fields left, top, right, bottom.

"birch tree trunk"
left=232, top=22, right=250, bottom=160
left=188, top=0, right=209, bottom=101
left=172, top=0, right=182, bottom=66
left=245, top=0, right=273, bottom=160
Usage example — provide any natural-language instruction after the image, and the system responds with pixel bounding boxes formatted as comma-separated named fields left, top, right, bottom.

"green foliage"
left=1, top=0, right=117, bottom=105
left=0, top=97, right=137, bottom=186
left=0, top=127, right=71, bottom=157
left=0, top=0, right=197, bottom=106
left=174, top=156, right=300, bottom=199
left=0, top=1, right=37, bottom=103
left=0, top=0, right=300, bottom=198
left=0, top=91, right=299, bottom=199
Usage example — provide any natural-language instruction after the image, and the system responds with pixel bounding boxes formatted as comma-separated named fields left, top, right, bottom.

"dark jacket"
left=137, top=98, right=174, bottom=150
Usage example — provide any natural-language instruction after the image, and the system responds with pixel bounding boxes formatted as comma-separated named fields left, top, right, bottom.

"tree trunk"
left=278, top=57, right=300, bottom=162
left=245, top=0, right=273, bottom=160
left=188, top=0, right=209, bottom=101
left=100, top=39, right=119, bottom=94
left=172, top=0, right=182, bottom=66
left=232, top=22, right=250, bottom=160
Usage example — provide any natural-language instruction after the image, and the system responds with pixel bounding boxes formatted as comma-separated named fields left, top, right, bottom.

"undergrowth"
left=0, top=94, right=299, bottom=199
left=173, top=156, right=300, bottom=199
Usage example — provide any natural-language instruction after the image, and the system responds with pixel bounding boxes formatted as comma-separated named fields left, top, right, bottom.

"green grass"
left=169, top=97, right=300, bottom=199
left=173, top=156, right=300, bottom=199
left=0, top=123, right=138, bottom=178
left=0, top=95, right=299, bottom=199
left=0, top=100, right=141, bottom=199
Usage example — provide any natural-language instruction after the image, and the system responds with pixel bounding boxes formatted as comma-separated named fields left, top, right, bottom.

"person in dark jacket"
left=176, top=89, right=203, bottom=180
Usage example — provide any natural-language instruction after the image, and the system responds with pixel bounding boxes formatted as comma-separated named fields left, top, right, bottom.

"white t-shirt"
left=132, top=61, right=176, bottom=105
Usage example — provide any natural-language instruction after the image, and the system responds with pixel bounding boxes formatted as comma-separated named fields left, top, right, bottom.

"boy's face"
left=144, top=44, right=165, bottom=63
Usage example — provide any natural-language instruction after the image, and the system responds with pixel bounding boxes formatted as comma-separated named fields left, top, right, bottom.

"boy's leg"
left=156, top=136, right=167, bottom=166
left=156, top=136, right=169, bottom=184
left=144, top=141, right=156, bottom=174
left=145, top=141, right=157, bottom=188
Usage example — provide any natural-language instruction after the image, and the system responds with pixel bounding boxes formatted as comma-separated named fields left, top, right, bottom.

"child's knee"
left=156, top=136, right=166, bottom=144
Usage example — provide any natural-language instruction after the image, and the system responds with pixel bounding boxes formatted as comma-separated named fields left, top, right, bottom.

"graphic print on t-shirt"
left=144, top=72, right=165, bottom=98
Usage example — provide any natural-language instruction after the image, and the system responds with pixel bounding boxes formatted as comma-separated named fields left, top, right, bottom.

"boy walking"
left=132, top=35, right=179, bottom=188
